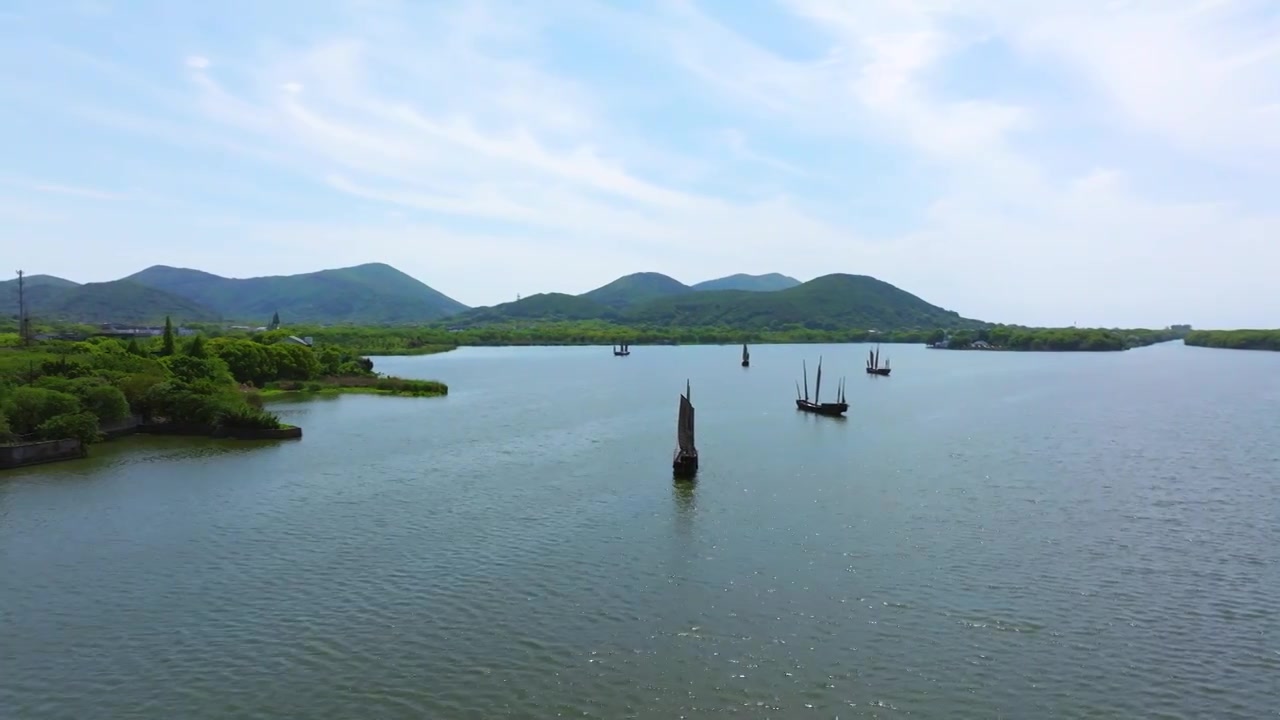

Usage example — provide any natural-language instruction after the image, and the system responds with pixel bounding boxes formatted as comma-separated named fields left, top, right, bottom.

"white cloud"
left=4, top=0, right=1278, bottom=326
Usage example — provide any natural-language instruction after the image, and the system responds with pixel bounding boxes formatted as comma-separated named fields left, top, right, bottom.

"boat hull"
left=795, top=399, right=848, bottom=416
left=865, top=367, right=890, bottom=376
left=672, top=450, right=699, bottom=478
left=741, top=361, right=750, bottom=367
left=614, top=351, right=630, bottom=356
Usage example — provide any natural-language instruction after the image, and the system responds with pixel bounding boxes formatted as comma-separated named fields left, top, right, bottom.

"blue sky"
left=2, top=0, right=1278, bottom=327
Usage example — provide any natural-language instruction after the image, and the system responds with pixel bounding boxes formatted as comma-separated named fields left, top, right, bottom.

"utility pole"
left=16, top=269, right=30, bottom=346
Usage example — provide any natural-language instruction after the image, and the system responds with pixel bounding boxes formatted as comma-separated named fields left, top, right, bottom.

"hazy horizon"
left=3, top=1, right=1277, bottom=328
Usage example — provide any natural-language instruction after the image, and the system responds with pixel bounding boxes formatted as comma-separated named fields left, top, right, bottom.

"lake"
left=2, top=342, right=1278, bottom=718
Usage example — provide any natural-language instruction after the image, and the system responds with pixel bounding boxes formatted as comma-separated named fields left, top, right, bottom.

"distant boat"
left=795, top=357, right=848, bottom=416
left=613, top=342, right=630, bottom=356
left=866, top=344, right=891, bottom=376
left=741, top=343, right=750, bottom=367
left=672, top=379, right=698, bottom=478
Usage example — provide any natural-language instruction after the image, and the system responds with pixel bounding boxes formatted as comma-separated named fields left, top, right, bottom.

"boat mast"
left=687, top=380, right=695, bottom=448
left=802, top=360, right=809, bottom=401
left=815, top=356, right=823, bottom=403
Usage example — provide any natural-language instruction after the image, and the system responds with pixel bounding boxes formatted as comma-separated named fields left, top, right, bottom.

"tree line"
left=1183, top=330, right=1280, bottom=351
left=0, top=317, right=390, bottom=446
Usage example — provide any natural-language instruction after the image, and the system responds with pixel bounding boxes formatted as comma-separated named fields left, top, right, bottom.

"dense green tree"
left=186, top=334, right=207, bottom=358
left=36, top=411, right=101, bottom=444
left=160, top=354, right=235, bottom=386
left=3, top=386, right=82, bottom=436
left=267, top=343, right=321, bottom=381
left=161, top=316, right=176, bottom=356
left=125, top=338, right=144, bottom=356
left=208, top=338, right=277, bottom=386
left=1184, top=330, right=1280, bottom=351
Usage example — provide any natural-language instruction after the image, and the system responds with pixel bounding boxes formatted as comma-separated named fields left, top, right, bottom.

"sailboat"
left=795, top=357, right=848, bottom=416
left=672, top=380, right=699, bottom=478
left=613, top=342, right=630, bottom=356
left=741, top=343, right=750, bottom=367
left=865, top=344, right=891, bottom=376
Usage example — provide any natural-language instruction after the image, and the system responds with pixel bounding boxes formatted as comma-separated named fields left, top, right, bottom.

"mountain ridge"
left=452, top=272, right=982, bottom=331
left=691, top=272, right=801, bottom=292
left=123, top=263, right=468, bottom=324
left=7, top=265, right=982, bottom=330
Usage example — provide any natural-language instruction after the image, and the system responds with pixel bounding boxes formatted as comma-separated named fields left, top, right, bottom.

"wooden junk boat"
left=613, top=342, right=631, bottom=356
left=866, top=344, right=891, bottom=376
left=741, top=343, right=750, bottom=367
left=672, top=380, right=698, bottom=478
left=795, top=357, right=848, bottom=416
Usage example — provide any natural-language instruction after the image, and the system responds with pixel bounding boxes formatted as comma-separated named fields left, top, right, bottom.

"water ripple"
left=2, top=344, right=1278, bottom=718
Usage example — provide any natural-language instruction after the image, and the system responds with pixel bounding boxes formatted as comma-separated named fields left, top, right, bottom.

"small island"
left=1, top=316, right=448, bottom=470
left=924, top=326, right=1183, bottom=352
left=1183, top=329, right=1280, bottom=352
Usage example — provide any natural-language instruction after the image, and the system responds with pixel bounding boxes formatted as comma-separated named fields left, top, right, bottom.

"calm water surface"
left=3, top=342, right=1279, bottom=718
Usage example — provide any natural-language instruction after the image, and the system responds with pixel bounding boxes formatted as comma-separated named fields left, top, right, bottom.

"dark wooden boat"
left=613, top=342, right=630, bottom=356
left=795, top=357, right=848, bottom=416
left=672, top=379, right=698, bottom=478
left=865, top=344, right=891, bottom=376
left=741, top=343, right=750, bottom=367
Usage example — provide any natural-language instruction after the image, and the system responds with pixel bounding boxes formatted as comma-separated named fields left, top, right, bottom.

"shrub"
left=37, top=411, right=102, bottom=444
left=3, top=386, right=82, bottom=436
left=216, top=405, right=282, bottom=431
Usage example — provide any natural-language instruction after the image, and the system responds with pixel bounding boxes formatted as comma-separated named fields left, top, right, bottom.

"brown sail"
left=673, top=379, right=699, bottom=477
left=866, top=344, right=891, bottom=375
left=796, top=356, right=849, bottom=416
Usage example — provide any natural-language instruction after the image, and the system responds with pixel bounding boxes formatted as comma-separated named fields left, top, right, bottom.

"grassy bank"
left=260, top=375, right=448, bottom=398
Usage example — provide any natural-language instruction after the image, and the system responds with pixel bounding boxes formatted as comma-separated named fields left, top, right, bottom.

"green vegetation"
left=0, top=327, right=448, bottom=453
left=2, top=279, right=221, bottom=324
left=690, top=272, right=801, bottom=292
left=7, top=265, right=972, bottom=328
left=1184, top=329, right=1280, bottom=351
left=451, top=273, right=981, bottom=331
left=934, top=326, right=1184, bottom=351
left=262, top=376, right=448, bottom=398
left=0, top=264, right=1199, bottom=356
left=124, top=262, right=468, bottom=323
left=580, top=272, right=692, bottom=309
left=146, top=321, right=1182, bottom=353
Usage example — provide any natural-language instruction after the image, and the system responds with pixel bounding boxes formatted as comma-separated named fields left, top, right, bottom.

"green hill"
left=691, top=273, right=800, bottom=292
left=14, top=280, right=220, bottom=324
left=126, top=263, right=468, bottom=324
left=452, top=273, right=981, bottom=330
left=0, top=274, right=81, bottom=291
left=452, top=293, right=615, bottom=325
left=623, top=274, right=976, bottom=329
left=579, top=272, right=691, bottom=309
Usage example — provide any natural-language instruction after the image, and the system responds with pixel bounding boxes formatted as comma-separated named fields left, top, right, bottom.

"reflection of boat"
left=672, top=380, right=698, bottom=479
left=866, top=344, right=891, bottom=376
left=613, top=342, right=630, bottom=356
left=741, top=343, right=750, bottom=368
left=795, top=357, right=848, bottom=416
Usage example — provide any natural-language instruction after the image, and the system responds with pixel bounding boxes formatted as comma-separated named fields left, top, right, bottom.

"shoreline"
left=1, top=424, right=302, bottom=471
